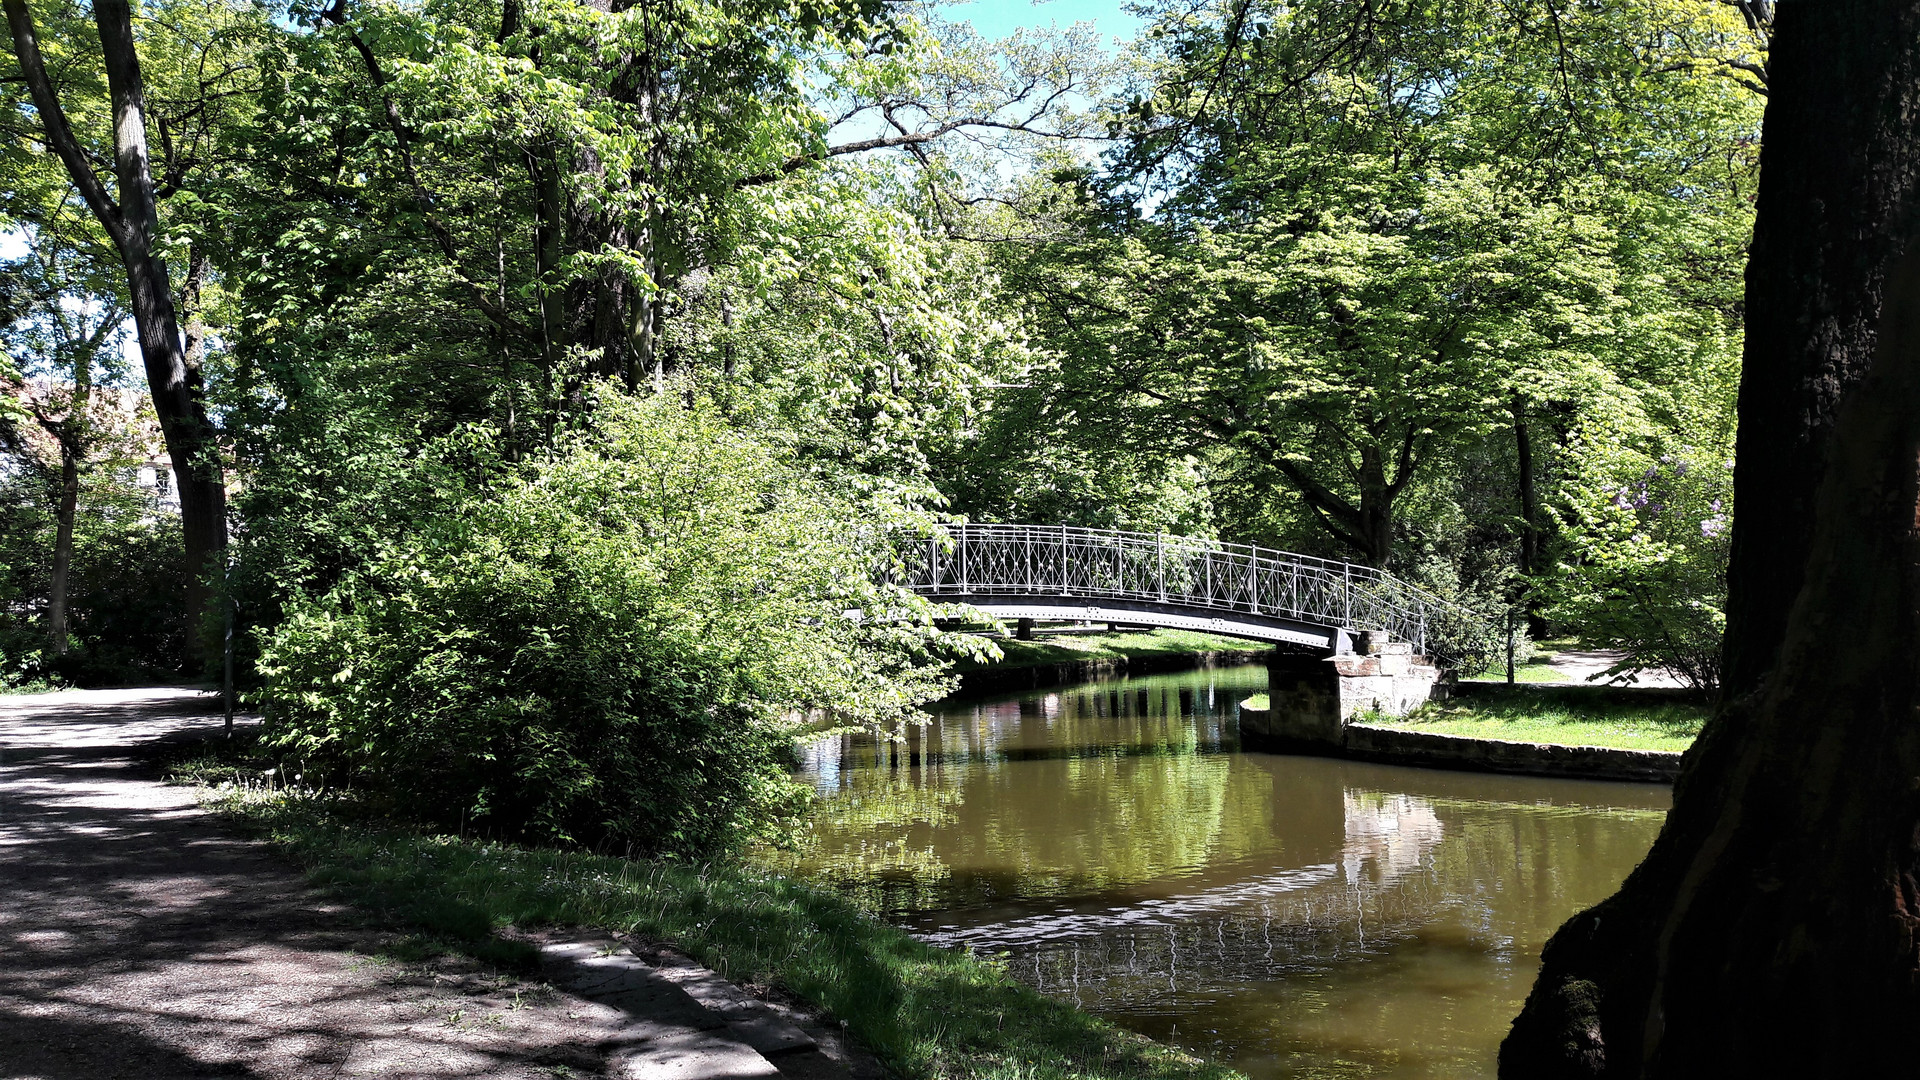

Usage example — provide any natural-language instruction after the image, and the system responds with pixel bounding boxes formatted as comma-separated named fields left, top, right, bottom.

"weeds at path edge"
left=174, top=752, right=1239, bottom=1080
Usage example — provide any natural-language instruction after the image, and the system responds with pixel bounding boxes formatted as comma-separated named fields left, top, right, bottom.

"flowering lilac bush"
left=1550, top=440, right=1732, bottom=691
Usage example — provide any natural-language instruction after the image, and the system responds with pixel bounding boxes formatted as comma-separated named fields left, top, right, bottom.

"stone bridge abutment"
left=1244, top=634, right=1444, bottom=751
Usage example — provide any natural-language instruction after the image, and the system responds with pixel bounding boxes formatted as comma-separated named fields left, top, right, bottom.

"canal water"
left=777, top=664, right=1670, bottom=1079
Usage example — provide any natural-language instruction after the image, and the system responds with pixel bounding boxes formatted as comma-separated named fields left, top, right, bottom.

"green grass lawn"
left=170, top=746, right=1237, bottom=1080
left=958, top=628, right=1267, bottom=671
left=1461, top=659, right=1569, bottom=683
left=1371, top=690, right=1709, bottom=752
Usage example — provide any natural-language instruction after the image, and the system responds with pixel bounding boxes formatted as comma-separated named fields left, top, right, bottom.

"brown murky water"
left=780, top=665, right=1669, bottom=1079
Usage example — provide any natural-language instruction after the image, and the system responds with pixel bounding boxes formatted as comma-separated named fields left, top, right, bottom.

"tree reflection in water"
left=763, top=666, right=1668, bottom=1080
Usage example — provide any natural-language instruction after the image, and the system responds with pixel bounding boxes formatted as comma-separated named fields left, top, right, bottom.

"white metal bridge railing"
left=904, top=523, right=1481, bottom=663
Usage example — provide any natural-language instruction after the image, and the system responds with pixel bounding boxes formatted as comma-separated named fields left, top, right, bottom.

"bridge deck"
left=935, top=595, right=1344, bottom=651
left=905, top=524, right=1479, bottom=663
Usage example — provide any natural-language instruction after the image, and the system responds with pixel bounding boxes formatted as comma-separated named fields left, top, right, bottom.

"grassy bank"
left=960, top=628, right=1265, bottom=672
left=1373, top=690, right=1709, bottom=752
left=172, top=753, right=1236, bottom=1080
left=1460, top=659, right=1568, bottom=683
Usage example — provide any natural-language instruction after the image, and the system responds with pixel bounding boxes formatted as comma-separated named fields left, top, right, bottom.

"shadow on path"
left=0, top=689, right=619, bottom=1079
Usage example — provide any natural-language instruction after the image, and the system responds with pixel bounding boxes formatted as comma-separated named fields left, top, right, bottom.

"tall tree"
left=0, top=233, right=126, bottom=655
left=1027, top=0, right=1760, bottom=570
left=212, top=1, right=1066, bottom=623
left=1502, top=2, right=1920, bottom=1073
left=1004, top=179, right=1631, bottom=568
left=3, top=0, right=227, bottom=641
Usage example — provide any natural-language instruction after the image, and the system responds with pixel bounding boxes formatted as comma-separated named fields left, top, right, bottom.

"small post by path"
left=223, top=554, right=235, bottom=737
left=1505, top=608, right=1517, bottom=685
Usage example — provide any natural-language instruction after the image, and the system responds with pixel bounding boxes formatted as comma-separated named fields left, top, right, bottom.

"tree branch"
left=2, top=0, right=128, bottom=249
left=736, top=116, right=1053, bottom=188
left=322, top=0, right=533, bottom=341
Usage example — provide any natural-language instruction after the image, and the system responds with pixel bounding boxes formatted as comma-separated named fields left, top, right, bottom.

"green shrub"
left=256, top=388, right=963, bottom=856
left=0, top=461, right=193, bottom=688
left=1550, top=420, right=1731, bottom=692
left=1419, top=598, right=1505, bottom=674
left=54, top=521, right=194, bottom=683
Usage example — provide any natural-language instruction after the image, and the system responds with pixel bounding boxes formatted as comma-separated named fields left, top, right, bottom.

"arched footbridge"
left=903, top=524, right=1486, bottom=667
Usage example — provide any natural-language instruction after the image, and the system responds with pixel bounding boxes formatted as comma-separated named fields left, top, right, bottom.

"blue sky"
left=941, top=0, right=1142, bottom=45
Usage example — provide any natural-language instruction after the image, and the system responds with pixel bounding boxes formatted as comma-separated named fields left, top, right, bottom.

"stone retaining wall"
left=1341, top=723, right=1682, bottom=783
left=1237, top=704, right=1682, bottom=782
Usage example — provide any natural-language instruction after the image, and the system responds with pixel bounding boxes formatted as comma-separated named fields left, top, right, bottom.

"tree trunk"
left=1500, top=4, right=1920, bottom=1074
left=4, top=0, right=228, bottom=656
left=1511, top=396, right=1547, bottom=638
left=1272, top=451, right=1397, bottom=567
left=1358, top=490, right=1392, bottom=568
left=1356, top=442, right=1395, bottom=567
left=1717, top=0, right=1920, bottom=705
left=47, top=452, right=78, bottom=656
left=121, top=218, right=227, bottom=656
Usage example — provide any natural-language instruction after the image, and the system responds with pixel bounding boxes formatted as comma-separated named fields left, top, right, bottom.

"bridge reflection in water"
left=770, top=665, right=1667, bottom=1080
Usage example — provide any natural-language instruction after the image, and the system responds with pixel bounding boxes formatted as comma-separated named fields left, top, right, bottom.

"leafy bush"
left=1550, top=430, right=1731, bottom=692
left=0, top=461, right=193, bottom=688
left=255, top=389, right=964, bottom=856
left=53, top=522, right=193, bottom=684
left=1421, top=600, right=1506, bottom=676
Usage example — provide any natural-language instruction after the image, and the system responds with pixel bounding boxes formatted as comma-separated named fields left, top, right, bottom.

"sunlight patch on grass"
left=1462, top=660, right=1569, bottom=683
left=1374, top=692, right=1707, bottom=752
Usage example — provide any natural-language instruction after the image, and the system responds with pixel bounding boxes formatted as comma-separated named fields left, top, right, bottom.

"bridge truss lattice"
left=904, top=523, right=1482, bottom=665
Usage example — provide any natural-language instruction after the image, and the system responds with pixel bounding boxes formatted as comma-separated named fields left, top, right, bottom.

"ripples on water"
left=768, top=664, right=1669, bottom=1079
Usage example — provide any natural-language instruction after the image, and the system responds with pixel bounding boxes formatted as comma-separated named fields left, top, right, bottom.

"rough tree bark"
left=47, top=451, right=77, bottom=654
left=1511, top=395, right=1547, bottom=638
left=1500, top=3, right=1920, bottom=1074
left=4, top=0, right=227, bottom=649
left=1716, top=0, right=1920, bottom=704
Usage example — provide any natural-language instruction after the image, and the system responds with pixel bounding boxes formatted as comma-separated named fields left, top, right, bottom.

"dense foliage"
left=1550, top=415, right=1736, bottom=691
left=952, top=0, right=1761, bottom=688
left=255, top=390, right=965, bottom=854
left=1, top=0, right=1763, bottom=839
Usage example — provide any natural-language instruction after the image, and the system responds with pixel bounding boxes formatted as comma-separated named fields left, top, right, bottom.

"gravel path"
left=1542, top=648, right=1689, bottom=689
left=0, top=687, right=633, bottom=1079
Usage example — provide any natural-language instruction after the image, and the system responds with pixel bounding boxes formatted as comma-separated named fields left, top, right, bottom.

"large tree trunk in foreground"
left=1500, top=4, right=1920, bottom=1073
left=4, top=0, right=228, bottom=655
left=1717, top=1, right=1920, bottom=704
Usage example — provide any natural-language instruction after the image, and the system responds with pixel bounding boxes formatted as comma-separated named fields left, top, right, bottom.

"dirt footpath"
left=0, top=688, right=629, bottom=1079
left=1541, top=648, right=1688, bottom=688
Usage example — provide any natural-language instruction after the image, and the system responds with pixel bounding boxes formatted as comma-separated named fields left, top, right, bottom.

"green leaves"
left=1546, top=369, right=1736, bottom=692
left=972, top=0, right=1754, bottom=588
left=254, top=384, right=968, bottom=856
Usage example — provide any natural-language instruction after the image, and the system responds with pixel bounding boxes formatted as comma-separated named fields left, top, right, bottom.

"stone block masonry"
left=1340, top=723, right=1682, bottom=783
left=1243, top=633, right=1443, bottom=751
